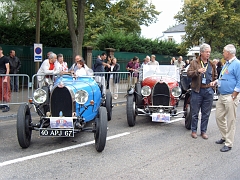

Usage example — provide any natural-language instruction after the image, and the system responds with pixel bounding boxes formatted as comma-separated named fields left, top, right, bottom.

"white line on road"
left=166, top=107, right=216, bottom=124
left=0, top=132, right=130, bottom=168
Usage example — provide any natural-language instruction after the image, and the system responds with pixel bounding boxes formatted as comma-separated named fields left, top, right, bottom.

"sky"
left=141, top=0, right=184, bottom=39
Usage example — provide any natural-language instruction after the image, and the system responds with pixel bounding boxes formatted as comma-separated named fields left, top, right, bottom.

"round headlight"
left=172, top=87, right=182, bottom=97
left=141, top=86, right=151, bottom=96
left=75, top=90, right=88, bottom=104
left=33, top=88, right=47, bottom=104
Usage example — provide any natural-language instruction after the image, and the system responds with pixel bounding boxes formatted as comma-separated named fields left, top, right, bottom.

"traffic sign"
left=34, top=43, right=43, bottom=62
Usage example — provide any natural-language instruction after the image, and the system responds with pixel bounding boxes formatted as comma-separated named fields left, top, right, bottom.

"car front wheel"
left=126, top=94, right=136, bottom=127
left=17, top=103, right=32, bottom=148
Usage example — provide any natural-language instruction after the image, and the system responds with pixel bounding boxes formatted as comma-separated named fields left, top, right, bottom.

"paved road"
left=0, top=100, right=240, bottom=180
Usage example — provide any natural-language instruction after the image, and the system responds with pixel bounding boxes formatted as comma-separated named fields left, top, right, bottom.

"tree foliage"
left=96, top=31, right=181, bottom=55
left=174, top=0, right=240, bottom=53
left=0, top=0, right=160, bottom=49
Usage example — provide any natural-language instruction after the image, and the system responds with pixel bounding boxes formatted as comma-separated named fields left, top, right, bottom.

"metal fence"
left=0, top=74, right=30, bottom=105
left=93, top=72, right=131, bottom=94
left=0, top=72, right=131, bottom=113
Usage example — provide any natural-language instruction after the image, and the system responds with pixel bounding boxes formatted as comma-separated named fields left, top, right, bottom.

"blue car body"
left=54, top=75, right=101, bottom=122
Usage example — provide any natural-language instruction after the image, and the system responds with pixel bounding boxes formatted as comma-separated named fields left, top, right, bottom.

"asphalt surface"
left=1, top=99, right=240, bottom=180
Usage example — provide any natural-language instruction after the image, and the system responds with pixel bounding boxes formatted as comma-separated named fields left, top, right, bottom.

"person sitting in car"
left=75, top=60, right=87, bottom=77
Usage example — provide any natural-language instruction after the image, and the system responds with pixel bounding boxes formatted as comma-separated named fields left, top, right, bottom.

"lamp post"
left=35, top=0, right=41, bottom=73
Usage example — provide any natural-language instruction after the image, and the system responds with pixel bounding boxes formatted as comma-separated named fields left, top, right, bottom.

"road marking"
left=166, top=107, right=216, bottom=124
left=0, top=132, right=130, bottom=167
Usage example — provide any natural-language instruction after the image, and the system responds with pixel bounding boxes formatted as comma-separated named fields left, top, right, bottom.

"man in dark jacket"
left=93, top=53, right=110, bottom=96
left=187, top=43, right=217, bottom=139
left=8, top=50, right=21, bottom=92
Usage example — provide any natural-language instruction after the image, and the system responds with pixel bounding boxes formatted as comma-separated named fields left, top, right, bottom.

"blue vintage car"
left=16, top=71, right=112, bottom=152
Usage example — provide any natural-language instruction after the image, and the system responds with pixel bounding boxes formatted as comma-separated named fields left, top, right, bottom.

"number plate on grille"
left=152, top=113, right=170, bottom=122
left=39, top=129, right=74, bottom=137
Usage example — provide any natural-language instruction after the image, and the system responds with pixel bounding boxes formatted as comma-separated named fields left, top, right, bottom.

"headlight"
left=75, top=90, right=88, bottom=104
left=33, top=88, right=47, bottom=104
left=172, top=87, right=182, bottom=97
left=141, top=86, right=151, bottom=96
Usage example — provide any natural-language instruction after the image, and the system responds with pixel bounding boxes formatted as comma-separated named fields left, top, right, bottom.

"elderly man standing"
left=37, top=52, right=59, bottom=88
left=174, top=56, right=185, bottom=70
left=187, top=43, right=217, bottom=139
left=148, top=54, right=159, bottom=65
left=213, top=44, right=240, bottom=152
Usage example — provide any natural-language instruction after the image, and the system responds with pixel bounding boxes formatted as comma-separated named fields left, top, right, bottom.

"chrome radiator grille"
left=152, top=82, right=170, bottom=106
left=50, top=87, right=72, bottom=117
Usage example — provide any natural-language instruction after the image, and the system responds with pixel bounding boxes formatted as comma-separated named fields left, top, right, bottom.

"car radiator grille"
left=152, top=82, right=170, bottom=106
left=50, top=87, right=72, bottom=117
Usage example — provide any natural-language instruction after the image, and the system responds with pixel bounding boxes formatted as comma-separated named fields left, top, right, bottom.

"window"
left=168, top=36, right=173, bottom=42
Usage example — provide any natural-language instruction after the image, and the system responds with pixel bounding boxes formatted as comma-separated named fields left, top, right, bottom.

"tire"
left=126, top=94, right=136, bottom=127
left=105, top=91, right=112, bottom=121
left=17, top=103, right=32, bottom=148
left=135, top=82, right=143, bottom=107
left=95, top=107, right=108, bottom=152
left=185, top=103, right=192, bottom=130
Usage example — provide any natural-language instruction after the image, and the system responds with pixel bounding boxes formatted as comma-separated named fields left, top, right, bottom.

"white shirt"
left=148, top=61, right=159, bottom=65
left=37, top=59, right=60, bottom=81
left=75, top=67, right=87, bottom=76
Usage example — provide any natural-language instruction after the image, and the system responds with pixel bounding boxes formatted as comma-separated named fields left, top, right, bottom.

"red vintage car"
left=126, top=65, right=191, bottom=128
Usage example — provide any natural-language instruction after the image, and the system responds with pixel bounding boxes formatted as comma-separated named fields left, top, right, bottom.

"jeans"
left=190, top=88, right=214, bottom=133
left=95, top=76, right=106, bottom=95
left=10, top=75, right=19, bottom=92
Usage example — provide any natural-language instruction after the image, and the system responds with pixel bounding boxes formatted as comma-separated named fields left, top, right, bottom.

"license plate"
left=152, top=113, right=170, bottom=122
left=39, top=129, right=74, bottom=137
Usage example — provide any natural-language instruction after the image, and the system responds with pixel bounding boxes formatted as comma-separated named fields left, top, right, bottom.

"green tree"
left=174, top=0, right=240, bottom=53
left=0, top=0, right=160, bottom=57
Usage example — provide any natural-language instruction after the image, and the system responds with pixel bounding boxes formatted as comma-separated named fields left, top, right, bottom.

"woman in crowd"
left=105, top=55, right=112, bottom=89
left=106, top=57, right=120, bottom=100
left=170, top=57, right=176, bottom=65
left=216, top=61, right=222, bottom=79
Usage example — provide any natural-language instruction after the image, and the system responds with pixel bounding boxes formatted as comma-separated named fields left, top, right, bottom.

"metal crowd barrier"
left=0, top=74, right=30, bottom=108
left=93, top=72, right=131, bottom=96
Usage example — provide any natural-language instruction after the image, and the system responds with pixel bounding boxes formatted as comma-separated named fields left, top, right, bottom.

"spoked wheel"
left=17, top=103, right=32, bottom=148
left=126, top=94, right=136, bottom=127
left=94, top=107, right=108, bottom=152
left=185, top=104, right=192, bottom=130
left=105, top=91, right=112, bottom=121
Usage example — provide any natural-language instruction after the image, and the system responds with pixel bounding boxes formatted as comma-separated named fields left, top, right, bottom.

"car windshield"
left=142, top=65, right=180, bottom=81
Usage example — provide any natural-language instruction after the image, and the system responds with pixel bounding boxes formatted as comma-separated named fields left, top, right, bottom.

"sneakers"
left=2, top=106, right=10, bottom=112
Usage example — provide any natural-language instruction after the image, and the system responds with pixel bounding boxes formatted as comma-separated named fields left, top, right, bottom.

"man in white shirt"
left=37, top=52, right=60, bottom=88
left=174, top=56, right=185, bottom=70
left=148, top=54, right=159, bottom=65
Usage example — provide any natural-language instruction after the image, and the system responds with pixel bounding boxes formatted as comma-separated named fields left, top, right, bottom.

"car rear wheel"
left=135, top=82, right=143, bottom=108
left=17, top=103, right=32, bottom=148
left=185, top=104, right=192, bottom=130
left=105, top=91, right=112, bottom=121
left=95, top=107, right=108, bottom=152
left=127, top=94, right=136, bottom=127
